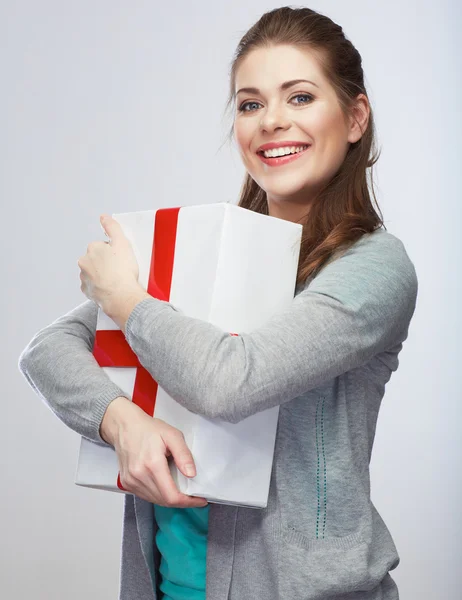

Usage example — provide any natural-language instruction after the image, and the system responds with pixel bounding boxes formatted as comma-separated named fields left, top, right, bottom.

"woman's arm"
left=120, top=230, right=418, bottom=424
left=18, top=299, right=130, bottom=447
left=18, top=299, right=209, bottom=506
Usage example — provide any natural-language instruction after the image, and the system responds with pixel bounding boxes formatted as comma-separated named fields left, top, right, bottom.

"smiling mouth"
left=257, top=145, right=311, bottom=166
left=257, top=144, right=310, bottom=157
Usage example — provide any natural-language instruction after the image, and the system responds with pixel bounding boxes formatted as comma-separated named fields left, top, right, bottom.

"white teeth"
left=262, top=145, right=309, bottom=158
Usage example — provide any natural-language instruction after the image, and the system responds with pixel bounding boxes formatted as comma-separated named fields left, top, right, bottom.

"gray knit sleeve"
left=18, top=299, right=130, bottom=446
left=123, top=230, right=418, bottom=424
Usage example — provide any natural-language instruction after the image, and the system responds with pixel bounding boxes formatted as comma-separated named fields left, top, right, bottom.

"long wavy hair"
left=221, top=6, right=385, bottom=287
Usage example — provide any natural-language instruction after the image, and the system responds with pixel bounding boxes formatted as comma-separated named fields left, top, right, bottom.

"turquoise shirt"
left=154, top=504, right=210, bottom=600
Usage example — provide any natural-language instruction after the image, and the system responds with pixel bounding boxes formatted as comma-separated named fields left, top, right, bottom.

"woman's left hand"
left=78, top=214, right=140, bottom=309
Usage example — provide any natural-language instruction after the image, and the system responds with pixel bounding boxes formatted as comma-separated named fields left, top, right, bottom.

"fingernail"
left=184, top=464, right=196, bottom=477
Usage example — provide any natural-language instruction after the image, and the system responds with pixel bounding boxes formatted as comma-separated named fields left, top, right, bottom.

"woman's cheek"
left=233, top=131, right=246, bottom=157
left=235, top=140, right=253, bottom=170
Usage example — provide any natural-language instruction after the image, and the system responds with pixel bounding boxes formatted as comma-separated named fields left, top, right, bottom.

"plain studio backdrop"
left=2, top=1, right=461, bottom=599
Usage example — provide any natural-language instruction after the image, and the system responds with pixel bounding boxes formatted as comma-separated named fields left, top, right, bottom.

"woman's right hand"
left=100, top=396, right=208, bottom=508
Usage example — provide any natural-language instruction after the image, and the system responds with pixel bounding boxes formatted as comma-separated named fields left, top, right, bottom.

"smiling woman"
left=17, top=6, right=418, bottom=600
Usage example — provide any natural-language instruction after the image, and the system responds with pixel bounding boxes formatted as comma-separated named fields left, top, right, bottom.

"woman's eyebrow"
left=236, top=79, right=319, bottom=96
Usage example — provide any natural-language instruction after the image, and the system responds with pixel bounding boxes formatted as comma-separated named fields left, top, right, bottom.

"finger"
left=147, top=455, right=207, bottom=507
left=118, top=459, right=164, bottom=503
left=136, top=465, right=207, bottom=508
left=126, top=481, right=207, bottom=509
left=119, top=458, right=207, bottom=507
left=162, top=429, right=197, bottom=478
left=119, top=470, right=162, bottom=504
left=177, top=495, right=209, bottom=508
left=100, top=222, right=110, bottom=237
left=100, top=215, right=123, bottom=242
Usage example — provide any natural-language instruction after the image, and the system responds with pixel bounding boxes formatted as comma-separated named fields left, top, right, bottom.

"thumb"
left=164, top=430, right=197, bottom=478
left=100, top=214, right=123, bottom=242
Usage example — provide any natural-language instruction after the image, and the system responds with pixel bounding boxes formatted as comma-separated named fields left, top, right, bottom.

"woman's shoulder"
left=299, top=228, right=418, bottom=298
left=360, top=228, right=418, bottom=286
left=342, top=227, right=416, bottom=273
left=352, top=226, right=409, bottom=251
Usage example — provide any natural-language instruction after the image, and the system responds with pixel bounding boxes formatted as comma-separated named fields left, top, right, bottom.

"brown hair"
left=221, top=6, right=385, bottom=287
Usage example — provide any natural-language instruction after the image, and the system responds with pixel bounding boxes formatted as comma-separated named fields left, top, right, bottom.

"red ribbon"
left=93, top=208, right=180, bottom=490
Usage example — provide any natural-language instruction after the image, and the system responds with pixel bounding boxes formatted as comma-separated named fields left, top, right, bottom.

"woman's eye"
left=238, top=93, right=313, bottom=113
left=292, top=93, right=313, bottom=105
left=238, top=101, right=260, bottom=113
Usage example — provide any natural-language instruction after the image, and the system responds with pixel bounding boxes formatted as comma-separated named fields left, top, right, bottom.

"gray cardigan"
left=18, top=228, right=418, bottom=600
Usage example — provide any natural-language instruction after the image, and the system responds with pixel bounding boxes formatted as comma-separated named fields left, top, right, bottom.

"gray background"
left=3, top=1, right=461, bottom=599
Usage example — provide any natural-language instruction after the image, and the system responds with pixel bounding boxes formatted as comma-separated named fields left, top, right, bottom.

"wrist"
left=100, top=396, right=135, bottom=446
left=101, top=284, right=151, bottom=332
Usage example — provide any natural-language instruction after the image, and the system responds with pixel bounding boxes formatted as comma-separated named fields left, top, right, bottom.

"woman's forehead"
left=235, top=45, right=325, bottom=91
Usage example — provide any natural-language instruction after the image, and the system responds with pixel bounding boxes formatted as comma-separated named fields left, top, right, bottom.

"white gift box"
left=75, top=203, right=302, bottom=508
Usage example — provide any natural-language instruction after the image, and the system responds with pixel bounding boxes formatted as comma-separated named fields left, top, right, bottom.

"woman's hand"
left=78, top=215, right=141, bottom=310
left=101, top=396, right=208, bottom=508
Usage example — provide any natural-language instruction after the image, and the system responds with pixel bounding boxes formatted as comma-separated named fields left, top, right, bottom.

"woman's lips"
left=257, top=146, right=311, bottom=167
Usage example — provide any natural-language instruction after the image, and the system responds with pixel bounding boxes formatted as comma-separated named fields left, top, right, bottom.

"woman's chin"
left=263, top=185, right=312, bottom=202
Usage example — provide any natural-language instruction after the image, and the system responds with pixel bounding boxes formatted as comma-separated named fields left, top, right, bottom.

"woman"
left=18, top=6, right=418, bottom=600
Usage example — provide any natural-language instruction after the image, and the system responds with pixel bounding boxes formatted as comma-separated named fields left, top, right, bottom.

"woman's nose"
left=258, top=109, right=291, bottom=134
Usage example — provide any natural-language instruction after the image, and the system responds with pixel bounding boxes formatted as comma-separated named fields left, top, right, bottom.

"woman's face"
left=233, top=44, right=369, bottom=223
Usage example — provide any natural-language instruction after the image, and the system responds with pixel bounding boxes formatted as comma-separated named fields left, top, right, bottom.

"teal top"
left=154, top=504, right=210, bottom=600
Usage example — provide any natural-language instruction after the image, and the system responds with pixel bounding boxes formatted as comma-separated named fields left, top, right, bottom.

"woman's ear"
left=347, top=94, right=370, bottom=144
